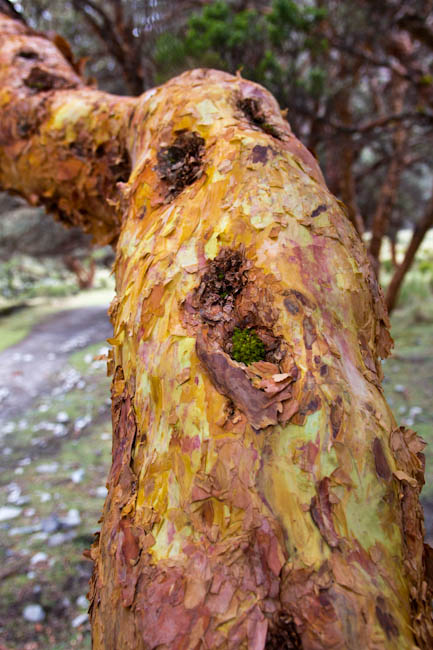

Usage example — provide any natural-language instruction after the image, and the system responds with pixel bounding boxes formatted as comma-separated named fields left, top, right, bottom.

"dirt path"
left=0, top=306, right=112, bottom=422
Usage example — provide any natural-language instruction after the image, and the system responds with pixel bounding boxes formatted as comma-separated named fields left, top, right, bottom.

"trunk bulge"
left=1, top=12, right=432, bottom=650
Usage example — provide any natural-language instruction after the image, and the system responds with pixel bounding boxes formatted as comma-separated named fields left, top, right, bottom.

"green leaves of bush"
left=155, top=0, right=328, bottom=104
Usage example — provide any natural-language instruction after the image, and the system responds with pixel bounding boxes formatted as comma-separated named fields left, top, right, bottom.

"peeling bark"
left=1, top=12, right=433, bottom=650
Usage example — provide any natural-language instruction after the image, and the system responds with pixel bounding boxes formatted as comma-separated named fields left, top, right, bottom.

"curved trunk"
left=1, top=13, right=432, bottom=650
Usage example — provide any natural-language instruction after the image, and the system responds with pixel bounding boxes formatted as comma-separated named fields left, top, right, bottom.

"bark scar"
left=310, top=477, right=341, bottom=548
left=196, top=332, right=290, bottom=430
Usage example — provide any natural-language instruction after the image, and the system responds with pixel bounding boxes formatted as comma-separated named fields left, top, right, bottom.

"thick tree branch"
left=0, top=13, right=135, bottom=244
left=327, top=110, right=433, bottom=134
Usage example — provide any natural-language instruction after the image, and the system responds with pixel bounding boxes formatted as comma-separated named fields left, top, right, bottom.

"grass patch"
left=0, top=303, right=55, bottom=352
left=0, top=338, right=111, bottom=649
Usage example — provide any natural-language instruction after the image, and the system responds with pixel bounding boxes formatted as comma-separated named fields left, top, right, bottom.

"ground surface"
left=0, top=280, right=432, bottom=649
left=0, top=306, right=112, bottom=421
left=0, top=295, right=113, bottom=650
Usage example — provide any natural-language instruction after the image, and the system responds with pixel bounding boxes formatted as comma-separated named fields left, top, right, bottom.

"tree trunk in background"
left=324, top=66, right=364, bottom=238
left=63, top=255, right=96, bottom=290
left=368, top=36, right=412, bottom=277
left=1, top=12, right=433, bottom=650
left=386, top=194, right=433, bottom=313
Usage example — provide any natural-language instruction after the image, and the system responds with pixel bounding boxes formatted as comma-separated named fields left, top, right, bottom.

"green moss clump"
left=231, top=327, right=265, bottom=365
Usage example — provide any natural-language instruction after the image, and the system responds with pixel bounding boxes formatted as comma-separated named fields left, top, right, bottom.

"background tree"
left=0, top=193, right=100, bottom=297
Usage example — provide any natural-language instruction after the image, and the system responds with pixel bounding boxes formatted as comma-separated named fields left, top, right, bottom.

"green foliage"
left=267, top=0, right=326, bottom=45
left=154, top=0, right=328, bottom=106
left=231, top=328, right=265, bottom=365
left=419, top=259, right=433, bottom=275
left=0, top=256, right=77, bottom=301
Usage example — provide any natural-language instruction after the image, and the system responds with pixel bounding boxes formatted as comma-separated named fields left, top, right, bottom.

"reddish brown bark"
left=324, top=65, right=364, bottom=237
left=386, top=194, right=433, bottom=313
left=63, top=254, right=96, bottom=289
left=368, top=63, right=410, bottom=275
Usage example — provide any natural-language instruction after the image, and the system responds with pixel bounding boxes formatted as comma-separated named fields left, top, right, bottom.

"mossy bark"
left=1, top=13, right=432, bottom=650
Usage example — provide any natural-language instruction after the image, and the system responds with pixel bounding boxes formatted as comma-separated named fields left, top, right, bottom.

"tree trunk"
left=386, top=195, right=433, bottom=314
left=324, top=65, right=364, bottom=238
left=368, top=71, right=409, bottom=277
left=63, top=254, right=96, bottom=289
left=1, top=12, right=433, bottom=650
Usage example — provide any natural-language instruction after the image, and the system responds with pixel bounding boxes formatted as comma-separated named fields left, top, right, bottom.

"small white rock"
left=47, top=530, right=76, bottom=547
left=76, top=595, right=88, bottom=609
left=71, top=613, right=88, bottom=628
left=0, top=386, right=10, bottom=402
left=8, top=487, right=29, bottom=505
left=36, top=462, right=59, bottom=474
left=56, top=411, right=69, bottom=423
left=9, top=524, right=41, bottom=536
left=0, top=506, right=22, bottom=522
left=23, top=604, right=45, bottom=622
left=409, top=406, right=423, bottom=417
left=53, top=424, right=67, bottom=437
left=30, top=552, right=48, bottom=565
left=31, top=532, right=48, bottom=542
left=394, top=384, right=406, bottom=393
left=71, top=469, right=85, bottom=484
left=60, top=508, right=81, bottom=527
left=48, top=532, right=68, bottom=547
left=95, top=486, right=108, bottom=498
left=74, top=416, right=91, bottom=431
left=7, top=490, right=19, bottom=504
